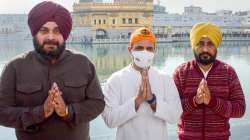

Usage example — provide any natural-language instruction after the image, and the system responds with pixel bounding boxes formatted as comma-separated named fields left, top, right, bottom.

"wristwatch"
left=147, top=94, right=156, bottom=104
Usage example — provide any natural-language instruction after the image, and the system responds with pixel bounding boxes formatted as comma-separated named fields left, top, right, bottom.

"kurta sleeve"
left=67, top=62, right=105, bottom=125
left=154, top=74, right=182, bottom=124
left=102, top=74, right=137, bottom=128
left=207, top=67, right=246, bottom=118
left=0, top=62, right=46, bottom=132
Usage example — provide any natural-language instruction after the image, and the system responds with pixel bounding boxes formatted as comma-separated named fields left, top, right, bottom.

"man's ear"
left=153, top=46, right=157, bottom=53
left=128, top=46, right=132, bottom=52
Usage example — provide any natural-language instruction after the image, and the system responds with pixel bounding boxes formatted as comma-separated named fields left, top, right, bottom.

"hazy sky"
left=0, top=0, right=249, bottom=14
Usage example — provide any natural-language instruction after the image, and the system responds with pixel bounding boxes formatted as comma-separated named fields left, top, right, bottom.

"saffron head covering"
left=129, top=27, right=156, bottom=47
left=190, top=22, right=222, bottom=49
left=28, top=1, right=72, bottom=40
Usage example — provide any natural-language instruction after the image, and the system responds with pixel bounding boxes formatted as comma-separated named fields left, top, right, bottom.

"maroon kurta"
left=173, top=59, right=245, bottom=140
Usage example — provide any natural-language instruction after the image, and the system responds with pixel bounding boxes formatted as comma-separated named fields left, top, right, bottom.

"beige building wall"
left=73, top=0, right=153, bottom=38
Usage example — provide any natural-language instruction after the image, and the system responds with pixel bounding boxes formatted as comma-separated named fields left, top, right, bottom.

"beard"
left=33, top=37, right=66, bottom=61
left=194, top=50, right=217, bottom=65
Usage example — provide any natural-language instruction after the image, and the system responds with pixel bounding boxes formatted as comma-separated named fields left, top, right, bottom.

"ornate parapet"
left=72, top=1, right=153, bottom=38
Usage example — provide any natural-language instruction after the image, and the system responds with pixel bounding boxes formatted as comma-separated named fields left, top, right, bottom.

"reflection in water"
left=0, top=40, right=250, bottom=140
left=67, top=42, right=250, bottom=83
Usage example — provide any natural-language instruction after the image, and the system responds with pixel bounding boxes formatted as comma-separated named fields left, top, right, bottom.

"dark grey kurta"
left=0, top=50, right=105, bottom=140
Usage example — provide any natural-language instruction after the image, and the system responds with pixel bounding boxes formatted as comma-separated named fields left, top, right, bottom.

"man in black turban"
left=0, top=1, right=105, bottom=140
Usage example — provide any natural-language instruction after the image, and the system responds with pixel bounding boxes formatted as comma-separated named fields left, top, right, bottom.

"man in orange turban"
left=173, top=22, right=245, bottom=140
left=102, top=27, right=182, bottom=140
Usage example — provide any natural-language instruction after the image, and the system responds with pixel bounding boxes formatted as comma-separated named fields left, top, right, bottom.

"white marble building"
left=153, top=5, right=249, bottom=34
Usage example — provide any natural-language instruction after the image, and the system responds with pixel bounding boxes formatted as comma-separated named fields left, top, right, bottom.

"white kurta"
left=102, top=65, right=182, bottom=140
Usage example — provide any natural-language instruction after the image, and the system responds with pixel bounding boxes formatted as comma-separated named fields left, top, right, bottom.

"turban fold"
left=190, top=22, right=222, bottom=49
left=28, top=1, right=72, bottom=40
left=130, top=27, right=156, bottom=47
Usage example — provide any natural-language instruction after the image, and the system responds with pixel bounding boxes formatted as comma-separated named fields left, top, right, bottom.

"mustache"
left=42, top=40, right=59, bottom=46
left=199, top=52, right=212, bottom=57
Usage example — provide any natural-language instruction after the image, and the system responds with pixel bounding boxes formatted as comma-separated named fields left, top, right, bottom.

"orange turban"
left=129, top=27, right=156, bottom=47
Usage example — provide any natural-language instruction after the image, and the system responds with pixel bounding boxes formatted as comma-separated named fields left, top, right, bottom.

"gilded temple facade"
left=73, top=0, right=153, bottom=38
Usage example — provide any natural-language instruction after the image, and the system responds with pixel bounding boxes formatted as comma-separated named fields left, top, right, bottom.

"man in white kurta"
left=102, top=27, right=182, bottom=140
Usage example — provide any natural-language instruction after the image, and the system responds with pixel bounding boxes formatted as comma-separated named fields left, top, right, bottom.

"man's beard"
left=33, top=38, right=66, bottom=61
left=194, top=51, right=217, bottom=65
